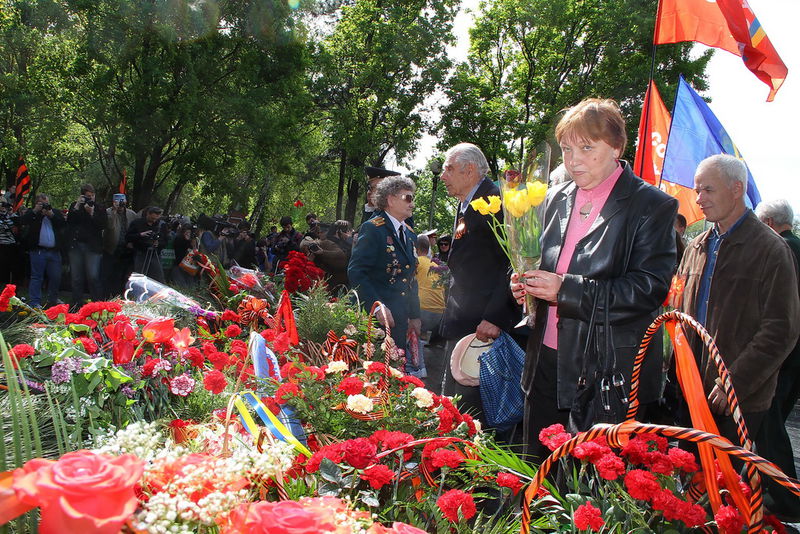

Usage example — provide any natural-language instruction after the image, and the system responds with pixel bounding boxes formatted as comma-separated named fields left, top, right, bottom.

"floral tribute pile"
left=0, top=279, right=792, bottom=533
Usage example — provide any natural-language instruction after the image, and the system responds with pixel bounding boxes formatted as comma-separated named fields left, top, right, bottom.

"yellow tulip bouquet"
left=470, top=143, right=550, bottom=325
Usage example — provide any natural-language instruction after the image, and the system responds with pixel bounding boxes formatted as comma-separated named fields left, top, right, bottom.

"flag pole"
left=637, top=0, right=662, bottom=178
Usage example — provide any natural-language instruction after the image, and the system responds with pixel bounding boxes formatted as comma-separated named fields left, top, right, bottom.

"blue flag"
left=662, top=76, right=761, bottom=208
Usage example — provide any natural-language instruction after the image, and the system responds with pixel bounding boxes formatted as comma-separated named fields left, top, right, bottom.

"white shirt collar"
left=460, top=179, right=484, bottom=213
left=385, top=212, right=404, bottom=236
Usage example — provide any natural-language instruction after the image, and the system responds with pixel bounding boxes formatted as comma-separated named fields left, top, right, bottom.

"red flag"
left=634, top=81, right=704, bottom=225
left=13, top=157, right=31, bottom=212
left=119, top=168, right=127, bottom=194
left=655, top=0, right=787, bottom=101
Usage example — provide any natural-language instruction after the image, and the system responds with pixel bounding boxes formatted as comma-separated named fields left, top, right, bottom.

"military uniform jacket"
left=348, top=210, right=421, bottom=326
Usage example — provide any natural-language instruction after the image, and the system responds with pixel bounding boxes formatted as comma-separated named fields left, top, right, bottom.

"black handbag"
left=568, top=284, right=630, bottom=433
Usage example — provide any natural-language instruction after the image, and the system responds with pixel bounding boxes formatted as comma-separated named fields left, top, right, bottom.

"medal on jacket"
left=454, top=216, right=466, bottom=240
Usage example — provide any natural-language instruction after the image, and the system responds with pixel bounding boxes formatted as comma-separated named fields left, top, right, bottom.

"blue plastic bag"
left=479, top=332, right=525, bottom=431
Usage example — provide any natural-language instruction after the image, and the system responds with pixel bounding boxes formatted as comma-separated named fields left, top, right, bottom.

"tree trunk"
left=336, top=149, right=347, bottom=220
left=344, top=173, right=361, bottom=224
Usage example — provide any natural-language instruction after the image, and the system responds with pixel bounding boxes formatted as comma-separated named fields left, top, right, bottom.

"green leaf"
left=319, top=458, right=343, bottom=484
left=358, top=490, right=380, bottom=508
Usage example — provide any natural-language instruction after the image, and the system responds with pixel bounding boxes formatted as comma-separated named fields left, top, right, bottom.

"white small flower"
left=325, top=361, right=348, bottom=374
left=346, top=394, right=374, bottom=414
left=343, top=324, right=358, bottom=336
left=389, top=367, right=403, bottom=378
left=411, top=387, right=434, bottom=408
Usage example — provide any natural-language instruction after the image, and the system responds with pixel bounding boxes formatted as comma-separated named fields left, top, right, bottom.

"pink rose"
left=220, top=498, right=344, bottom=533
left=12, top=450, right=143, bottom=534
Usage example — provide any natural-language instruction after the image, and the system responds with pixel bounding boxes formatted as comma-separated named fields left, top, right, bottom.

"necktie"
left=398, top=224, right=406, bottom=247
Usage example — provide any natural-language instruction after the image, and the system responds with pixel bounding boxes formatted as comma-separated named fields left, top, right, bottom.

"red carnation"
left=44, top=303, right=69, bottom=321
left=715, top=505, right=744, bottom=534
left=224, top=324, right=242, bottom=338
left=624, top=469, right=661, bottom=502
left=0, top=284, right=16, bottom=312
left=461, top=412, right=478, bottom=436
left=539, top=423, right=572, bottom=451
left=573, top=439, right=612, bottom=463
left=437, top=489, right=476, bottom=523
left=573, top=502, right=604, bottom=532
left=229, top=339, right=248, bottom=357
left=399, top=375, right=424, bottom=389
left=336, top=377, right=365, bottom=395
left=203, top=370, right=228, bottom=394
left=221, top=310, right=241, bottom=322
left=668, top=446, right=699, bottom=473
left=275, top=382, right=303, bottom=404
left=305, top=443, right=346, bottom=473
left=431, top=448, right=464, bottom=469
left=360, top=464, right=395, bottom=490
left=293, top=199, right=303, bottom=207
left=75, top=336, right=98, bottom=354
left=208, top=351, right=231, bottom=371
left=496, top=472, right=523, bottom=495
left=343, top=438, right=377, bottom=469
left=9, top=344, right=35, bottom=359
left=594, top=453, right=626, bottom=480
left=186, top=347, right=205, bottom=368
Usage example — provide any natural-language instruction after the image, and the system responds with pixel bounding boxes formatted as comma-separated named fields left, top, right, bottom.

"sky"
left=398, top=0, right=799, bottom=213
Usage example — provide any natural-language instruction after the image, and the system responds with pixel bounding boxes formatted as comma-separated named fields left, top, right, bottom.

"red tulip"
left=141, top=318, right=176, bottom=344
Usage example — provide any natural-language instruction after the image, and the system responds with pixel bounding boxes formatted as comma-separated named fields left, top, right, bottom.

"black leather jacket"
left=523, top=162, right=678, bottom=409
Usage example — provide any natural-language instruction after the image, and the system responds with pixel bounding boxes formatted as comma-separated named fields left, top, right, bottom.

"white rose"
left=346, top=394, right=374, bottom=414
left=411, top=387, right=434, bottom=408
left=324, top=361, right=348, bottom=374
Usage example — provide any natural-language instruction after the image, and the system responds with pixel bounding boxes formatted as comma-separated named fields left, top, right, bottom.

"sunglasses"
left=395, top=194, right=414, bottom=203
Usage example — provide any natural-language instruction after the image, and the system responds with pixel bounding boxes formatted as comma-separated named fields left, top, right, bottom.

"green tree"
left=312, top=0, right=459, bottom=223
left=438, top=0, right=712, bottom=172
left=65, top=0, right=312, bottom=210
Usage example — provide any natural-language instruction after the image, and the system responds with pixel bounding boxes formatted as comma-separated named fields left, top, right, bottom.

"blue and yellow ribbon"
left=233, top=390, right=311, bottom=457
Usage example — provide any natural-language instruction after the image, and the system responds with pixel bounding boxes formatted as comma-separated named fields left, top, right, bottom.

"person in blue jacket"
left=349, top=175, right=421, bottom=374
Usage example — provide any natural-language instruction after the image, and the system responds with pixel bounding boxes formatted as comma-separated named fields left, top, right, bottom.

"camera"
left=308, top=243, right=322, bottom=253
left=42, top=203, right=52, bottom=211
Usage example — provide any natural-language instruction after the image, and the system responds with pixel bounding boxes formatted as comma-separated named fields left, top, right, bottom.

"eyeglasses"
left=395, top=194, right=414, bottom=203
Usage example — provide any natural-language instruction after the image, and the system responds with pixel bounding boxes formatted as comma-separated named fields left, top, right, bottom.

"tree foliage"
left=312, top=0, right=459, bottom=221
left=1, top=0, right=713, bottom=226
left=437, top=0, right=713, bottom=175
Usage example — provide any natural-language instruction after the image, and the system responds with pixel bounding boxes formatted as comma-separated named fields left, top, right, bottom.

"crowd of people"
left=1, top=96, right=798, bottom=527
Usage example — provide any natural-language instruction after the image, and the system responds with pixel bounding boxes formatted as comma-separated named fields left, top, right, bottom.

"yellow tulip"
left=470, top=197, right=491, bottom=215
left=487, top=195, right=502, bottom=214
left=504, top=189, right=530, bottom=218
left=526, top=181, right=548, bottom=207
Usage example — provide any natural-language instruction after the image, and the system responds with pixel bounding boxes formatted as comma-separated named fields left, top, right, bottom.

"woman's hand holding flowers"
left=510, top=270, right=563, bottom=304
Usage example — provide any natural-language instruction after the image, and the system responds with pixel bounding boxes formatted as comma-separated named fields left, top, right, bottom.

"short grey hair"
left=415, top=234, right=430, bottom=253
left=374, top=176, right=416, bottom=211
left=756, top=198, right=794, bottom=227
left=445, top=143, right=490, bottom=178
left=696, top=154, right=747, bottom=193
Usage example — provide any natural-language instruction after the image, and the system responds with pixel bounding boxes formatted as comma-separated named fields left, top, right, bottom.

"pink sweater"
left=542, top=164, right=623, bottom=349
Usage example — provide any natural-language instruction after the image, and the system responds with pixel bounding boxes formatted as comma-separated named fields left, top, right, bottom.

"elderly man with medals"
left=349, top=175, right=422, bottom=375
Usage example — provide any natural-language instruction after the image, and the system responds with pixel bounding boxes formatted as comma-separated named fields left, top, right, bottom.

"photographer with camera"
left=67, top=184, right=107, bottom=307
left=0, top=199, right=23, bottom=285
left=20, top=193, right=66, bottom=308
left=126, top=206, right=167, bottom=282
left=103, top=193, right=137, bottom=297
left=308, top=220, right=352, bottom=291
